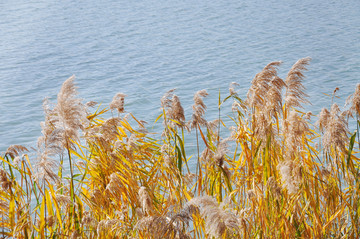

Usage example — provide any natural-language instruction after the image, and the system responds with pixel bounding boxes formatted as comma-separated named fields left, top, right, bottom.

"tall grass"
left=1, top=58, right=359, bottom=238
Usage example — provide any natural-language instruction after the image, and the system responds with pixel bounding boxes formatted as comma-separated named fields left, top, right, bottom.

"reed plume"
left=189, top=89, right=208, bottom=129
left=135, top=216, right=178, bottom=238
left=282, top=110, right=309, bottom=156
left=320, top=104, right=349, bottom=154
left=247, top=61, right=282, bottom=109
left=278, top=160, right=301, bottom=194
left=346, top=83, right=360, bottom=115
left=138, top=186, right=153, bottom=215
left=5, top=145, right=28, bottom=159
left=54, top=75, right=87, bottom=146
left=161, top=89, right=186, bottom=130
left=189, top=195, right=240, bottom=238
left=265, top=76, right=286, bottom=118
left=2, top=59, right=359, bottom=238
left=110, top=93, right=127, bottom=114
left=0, top=169, right=11, bottom=190
left=285, top=57, right=311, bottom=110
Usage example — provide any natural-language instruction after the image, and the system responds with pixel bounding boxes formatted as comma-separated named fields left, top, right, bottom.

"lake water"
left=1, top=0, right=359, bottom=153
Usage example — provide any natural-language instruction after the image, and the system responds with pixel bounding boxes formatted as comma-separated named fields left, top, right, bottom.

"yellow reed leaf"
left=322, top=206, right=345, bottom=233
left=39, top=197, right=46, bottom=237
left=48, top=183, right=63, bottom=229
left=9, top=197, right=15, bottom=230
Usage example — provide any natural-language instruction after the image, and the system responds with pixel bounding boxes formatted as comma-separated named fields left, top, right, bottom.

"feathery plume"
left=201, top=147, right=215, bottom=165
left=161, top=89, right=185, bottom=129
left=55, top=194, right=72, bottom=210
left=85, top=101, right=97, bottom=108
left=0, top=169, right=11, bottom=190
left=138, top=186, right=153, bottom=215
left=265, top=76, right=286, bottom=118
left=285, top=57, right=311, bottom=109
left=214, top=139, right=230, bottom=168
left=229, top=82, right=240, bottom=96
left=321, top=104, right=349, bottom=154
left=247, top=61, right=282, bottom=109
left=55, top=75, right=87, bottom=145
left=189, top=89, right=208, bottom=130
left=252, top=111, right=273, bottom=144
left=106, top=173, right=123, bottom=195
left=101, top=117, right=121, bottom=141
left=266, top=177, right=282, bottom=199
left=282, top=110, right=309, bottom=156
left=278, top=160, right=301, bottom=194
left=189, top=195, right=240, bottom=238
left=317, top=108, right=330, bottom=133
left=5, top=145, right=28, bottom=159
left=34, top=152, right=59, bottom=183
left=135, top=216, right=177, bottom=238
left=110, top=93, right=127, bottom=113
left=97, top=219, right=120, bottom=235
left=346, top=83, right=360, bottom=115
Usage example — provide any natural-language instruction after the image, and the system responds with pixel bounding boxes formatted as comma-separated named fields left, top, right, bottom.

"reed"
left=1, top=58, right=359, bottom=238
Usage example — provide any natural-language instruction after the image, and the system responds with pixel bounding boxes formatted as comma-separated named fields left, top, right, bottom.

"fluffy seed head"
left=247, top=61, right=282, bottom=109
left=285, top=57, right=311, bottom=109
left=110, top=93, right=127, bottom=113
left=346, top=84, right=360, bottom=115
left=138, top=186, right=152, bottom=215
left=189, top=89, right=208, bottom=130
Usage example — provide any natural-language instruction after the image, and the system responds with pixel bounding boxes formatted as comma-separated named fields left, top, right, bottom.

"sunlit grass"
left=1, top=58, right=359, bottom=238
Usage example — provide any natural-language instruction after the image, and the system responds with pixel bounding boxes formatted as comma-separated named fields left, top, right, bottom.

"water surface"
left=1, top=0, right=359, bottom=152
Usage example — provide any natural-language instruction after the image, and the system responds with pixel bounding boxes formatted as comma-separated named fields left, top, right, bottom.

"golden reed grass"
left=1, top=58, right=360, bottom=238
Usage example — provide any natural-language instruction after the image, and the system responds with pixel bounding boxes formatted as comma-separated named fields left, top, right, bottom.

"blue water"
left=1, top=0, right=359, bottom=152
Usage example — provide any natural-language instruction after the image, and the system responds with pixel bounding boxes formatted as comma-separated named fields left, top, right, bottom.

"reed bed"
left=1, top=58, right=360, bottom=238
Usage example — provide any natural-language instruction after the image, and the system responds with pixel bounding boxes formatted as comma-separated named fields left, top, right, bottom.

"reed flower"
left=34, top=152, right=59, bottom=183
left=247, top=61, right=281, bottom=109
left=97, top=219, right=120, bottom=235
left=265, top=76, right=286, bottom=118
left=138, top=186, right=152, bottom=215
left=214, top=139, right=230, bottom=168
left=266, top=177, right=282, bottom=199
left=321, top=104, right=349, bottom=154
left=110, top=93, right=127, bottom=113
left=189, top=89, right=208, bottom=130
left=55, top=194, right=72, bottom=210
left=135, top=216, right=177, bottom=237
left=106, top=173, right=123, bottom=195
left=169, top=95, right=185, bottom=127
left=229, top=82, right=240, bottom=96
left=346, top=83, right=360, bottom=115
left=54, top=75, right=87, bottom=146
left=161, top=89, right=186, bottom=129
left=0, top=169, right=11, bottom=190
left=285, top=57, right=311, bottom=110
left=5, top=145, right=28, bottom=159
left=189, top=195, right=240, bottom=238
left=282, top=110, right=309, bottom=156
left=278, top=160, right=301, bottom=194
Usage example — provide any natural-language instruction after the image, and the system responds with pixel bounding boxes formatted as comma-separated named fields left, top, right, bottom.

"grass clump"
left=1, top=58, right=360, bottom=238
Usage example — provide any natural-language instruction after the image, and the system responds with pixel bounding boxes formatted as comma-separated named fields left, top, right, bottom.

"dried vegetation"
left=1, top=58, right=360, bottom=238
